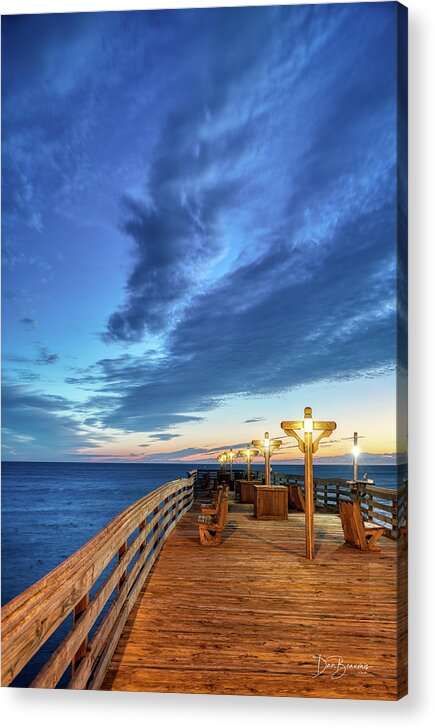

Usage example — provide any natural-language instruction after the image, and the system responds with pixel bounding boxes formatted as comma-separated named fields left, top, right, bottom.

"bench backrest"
left=215, top=493, right=229, bottom=529
left=289, top=485, right=305, bottom=511
left=339, top=499, right=367, bottom=549
left=214, top=485, right=223, bottom=504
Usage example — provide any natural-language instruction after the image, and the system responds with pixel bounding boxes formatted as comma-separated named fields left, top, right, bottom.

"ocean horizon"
left=2, top=460, right=405, bottom=603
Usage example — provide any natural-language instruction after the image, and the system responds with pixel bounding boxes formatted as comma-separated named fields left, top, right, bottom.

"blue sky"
left=2, top=3, right=404, bottom=463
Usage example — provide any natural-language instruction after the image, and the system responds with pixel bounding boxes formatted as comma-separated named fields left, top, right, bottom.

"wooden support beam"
left=72, top=592, right=89, bottom=675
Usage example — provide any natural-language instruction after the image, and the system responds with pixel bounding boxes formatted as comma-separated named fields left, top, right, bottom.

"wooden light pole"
left=237, top=446, right=259, bottom=481
left=251, top=432, right=282, bottom=486
left=217, top=452, right=228, bottom=473
left=281, top=407, right=336, bottom=560
left=352, top=432, right=360, bottom=482
left=228, top=449, right=235, bottom=479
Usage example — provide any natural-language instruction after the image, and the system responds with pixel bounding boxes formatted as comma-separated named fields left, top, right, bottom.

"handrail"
left=1, top=475, right=195, bottom=689
left=247, top=470, right=407, bottom=539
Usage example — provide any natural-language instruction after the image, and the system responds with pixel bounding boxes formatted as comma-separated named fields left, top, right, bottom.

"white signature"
left=313, top=654, right=370, bottom=680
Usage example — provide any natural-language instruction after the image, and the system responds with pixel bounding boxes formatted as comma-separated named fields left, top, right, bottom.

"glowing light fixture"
left=303, top=417, right=313, bottom=433
left=228, top=448, right=235, bottom=479
left=217, top=452, right=228, bottom=472
left=352, top=433, right=359, bottom=481
left=237, top=445, right=259, bottom=482
left=252, top=431, right=282, bottom=486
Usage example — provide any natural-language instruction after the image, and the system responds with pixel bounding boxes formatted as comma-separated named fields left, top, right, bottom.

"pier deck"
left=102, top=495, right=406, bottom=700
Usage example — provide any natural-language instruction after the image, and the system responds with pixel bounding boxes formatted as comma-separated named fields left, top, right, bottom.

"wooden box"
left=239, top=480, right=261, bottom=504
left=253, top=485, right=289, bottom=520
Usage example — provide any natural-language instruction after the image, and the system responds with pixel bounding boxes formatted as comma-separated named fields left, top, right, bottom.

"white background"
left=0, top=0, right=434, bottom=725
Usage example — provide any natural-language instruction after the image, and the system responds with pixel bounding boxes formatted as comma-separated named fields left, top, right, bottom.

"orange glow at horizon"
left=75, top=373, right=399, bottom=463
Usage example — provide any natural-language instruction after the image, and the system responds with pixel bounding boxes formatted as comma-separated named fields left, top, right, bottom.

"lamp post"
left=252, top=432, right=282, bottom=486
left=228, top=448, right=235, bottom=479
left=352, top=432, right=360, bottom=482
left=281, top=407, right=336, bottom=560
left=217, top=452, right=228, bottom=473
left=237, top=445, right=259, bottom=482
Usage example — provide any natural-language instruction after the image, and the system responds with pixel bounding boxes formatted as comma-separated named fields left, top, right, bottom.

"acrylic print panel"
left=1, top=2, right=407, bottom=699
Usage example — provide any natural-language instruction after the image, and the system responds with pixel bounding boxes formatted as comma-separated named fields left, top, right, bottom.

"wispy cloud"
left=1, top=384, right=94, bottom=460
left=36, top=348, right=59, bottom=365
left=20, top=317, right=37, bottom=329
left=140, top=447, right=211, bottom=463
left=101, top=5, right=350, bottom=344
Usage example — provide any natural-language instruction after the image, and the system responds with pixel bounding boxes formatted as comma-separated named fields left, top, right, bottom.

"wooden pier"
left=1, top=471, right=407, bottom=700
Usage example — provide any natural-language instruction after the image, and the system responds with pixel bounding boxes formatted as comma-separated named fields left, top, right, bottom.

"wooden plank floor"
left=102, top=494, right=407, bottom=700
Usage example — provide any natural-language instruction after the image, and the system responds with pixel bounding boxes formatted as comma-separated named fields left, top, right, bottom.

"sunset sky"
left=2, top=3, right=404, bottom=464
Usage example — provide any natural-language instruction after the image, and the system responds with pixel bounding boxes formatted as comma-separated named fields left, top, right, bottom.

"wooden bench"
left=197, top=493, right=229, bottom=547
left=339, top=499, right=385, bottom=551
left=288, top=484, right=305, bottom=512
left=200, top=484, right=228, bottom=516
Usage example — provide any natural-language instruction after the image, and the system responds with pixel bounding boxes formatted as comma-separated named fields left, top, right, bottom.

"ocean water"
left=1, top=460, right=405, bottom=686
left=1, top=462, right=195, bottom=604
left=1, top=461, right=404, bottom=604
left=256, top=462, right=406, bottom=488
left=1, top=461, right=196, bottom=688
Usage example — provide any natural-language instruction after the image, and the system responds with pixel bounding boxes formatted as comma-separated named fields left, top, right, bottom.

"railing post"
left=139, top=519, right=146, bottom=554
left=72, top=591, right=89, bottom=674
left=118, top=541, right=128, bottom=593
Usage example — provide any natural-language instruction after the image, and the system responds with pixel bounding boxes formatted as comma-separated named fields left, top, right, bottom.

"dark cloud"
left=82, top=3, right=399, bottom=433
left=4, top=353, right=33, bottom=365
left=103, top=130, right=248, bottom=342
left=84, top=191, right=396, bottom=435
left=149, top=433, right=182, bottom=441
left=20, top=317, right=37, bottom=328
left=1, top=384, right=94, bottom=460
left=103, top=5, right=326, bottom=343
left=36, top=348, right=59, bottom=365
left=243, top=417, right=265, bottom=424
left=8, top=370, right=41, bottom=384
left=141, top=446, right=210, bottom=462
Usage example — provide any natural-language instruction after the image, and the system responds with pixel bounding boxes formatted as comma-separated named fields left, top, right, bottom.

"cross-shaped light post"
left=237, top=445, right=259, bottom=482
left=252, top=432, right=282, bottom=486
left=228, top=448, right=235, bottom=479
left=352, top=432, right=360, bottom=482
left=281, top=407, right=336, bottom=560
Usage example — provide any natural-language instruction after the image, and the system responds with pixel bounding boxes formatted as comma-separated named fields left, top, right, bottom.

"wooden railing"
left=1, top=476, right=195, bottom=689
left=196, top=467, right=407, bottom=539
left=249, top=470, right=407, bottom=539
left=195, top=469, right=245, bottom=486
